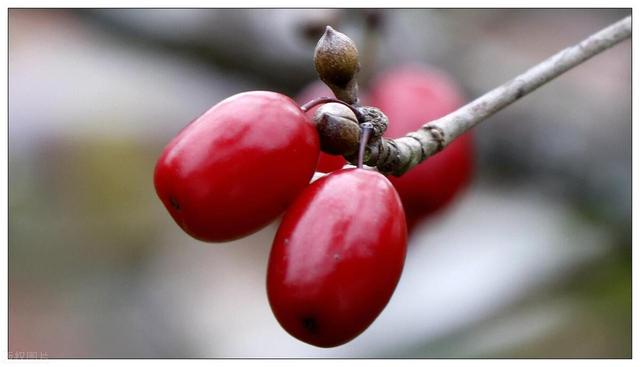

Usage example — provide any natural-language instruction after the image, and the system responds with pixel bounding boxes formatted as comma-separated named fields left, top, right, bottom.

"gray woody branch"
left=315, top=16, right=631, bottom=176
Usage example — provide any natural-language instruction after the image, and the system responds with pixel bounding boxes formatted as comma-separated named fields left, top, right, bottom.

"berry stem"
left=357, top=123, right=374, bottom=169
left=300, top=97, right=365, bottom=121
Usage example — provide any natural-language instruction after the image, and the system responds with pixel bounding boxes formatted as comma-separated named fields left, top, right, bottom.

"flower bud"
left=314, top=26, right=360, bottom=104
left=313, top=103, right=360, bottom=155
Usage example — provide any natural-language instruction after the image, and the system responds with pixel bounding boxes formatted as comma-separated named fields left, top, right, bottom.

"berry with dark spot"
left=154, top=91, right=320, bottom=242
left=267, top=168, right=407, bottom=347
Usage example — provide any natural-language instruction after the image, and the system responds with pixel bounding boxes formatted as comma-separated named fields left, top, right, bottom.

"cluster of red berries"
left=153, top=65, right=473, bottom=348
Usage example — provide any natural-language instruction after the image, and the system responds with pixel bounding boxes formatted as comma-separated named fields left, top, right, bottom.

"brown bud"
left=314, top=26, right=360, bottom=104
left=313, top=103, right=360, bottom=155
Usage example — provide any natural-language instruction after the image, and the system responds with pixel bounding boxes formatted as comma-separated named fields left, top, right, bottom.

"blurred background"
left=8, top=9, right=631, bottom=358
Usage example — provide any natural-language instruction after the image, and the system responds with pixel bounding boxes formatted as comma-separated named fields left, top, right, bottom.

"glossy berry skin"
left=267, top=168, right=407, bottom=347
left=296, top=81, right=348, bottom=173
left=154, top=91, right=319, bottom=242
left=369, top=65, right=474, bottom=230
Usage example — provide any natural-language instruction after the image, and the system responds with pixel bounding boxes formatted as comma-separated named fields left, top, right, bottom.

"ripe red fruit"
left=369, top=65, right=474, bottom=229
left=267, top=168, right=407, bottom=347
left=296, top=81, right=348, bottom=173
left=154, top=91, right=320, bottom=242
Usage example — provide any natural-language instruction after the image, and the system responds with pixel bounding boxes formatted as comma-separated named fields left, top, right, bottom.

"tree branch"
left=365, top=15, right=631, bottom=176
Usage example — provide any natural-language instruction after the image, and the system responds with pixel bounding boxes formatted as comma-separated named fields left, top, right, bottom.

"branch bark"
left=364, top=15, right=631, bottom=176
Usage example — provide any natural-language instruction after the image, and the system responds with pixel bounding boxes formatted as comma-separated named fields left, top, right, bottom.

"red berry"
left=315, top=148, right=349, bottom=173
left=267, top=168, right=407, bottom=347
left=154, top=91, right=320, bottom=242
left=369, top=65, right=474, bottom=229
left=295, top=81, right=348, bottom=173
